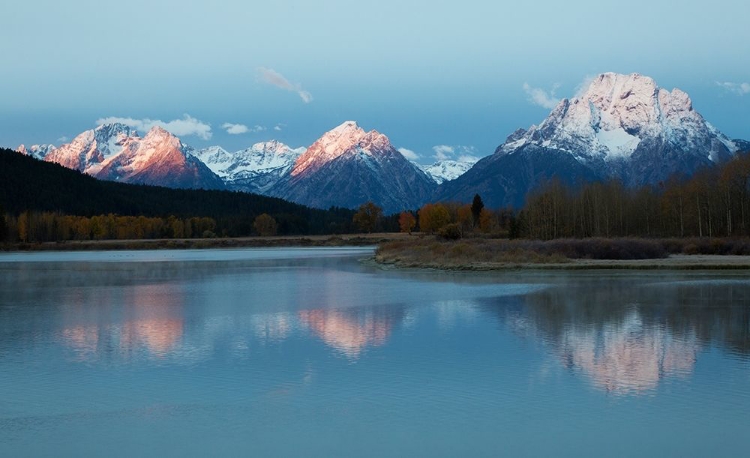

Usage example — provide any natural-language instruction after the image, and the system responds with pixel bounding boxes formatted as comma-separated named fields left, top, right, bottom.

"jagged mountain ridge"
left=439, top=72, right=746, bottom=208
left=271, top=121, right=437, bottom=213
left=32, top=124, right=224, bottom=190
left=420, top=159, right=478, bottom=184
left=191, top=141, right=305, bottom=194
left=17, top=144, right=57, bottom=160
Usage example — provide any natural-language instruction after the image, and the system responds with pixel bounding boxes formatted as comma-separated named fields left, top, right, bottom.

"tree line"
left=520, top=152, right=750, bottom=239
left=4, top=146, right=749, bottom=243
left=400, top=151, right=750, bottom=240
left=3, top=212, right=219, bottom=243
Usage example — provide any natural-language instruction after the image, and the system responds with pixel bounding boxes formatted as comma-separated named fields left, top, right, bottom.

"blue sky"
left=1, top=0, right=748, bottom=164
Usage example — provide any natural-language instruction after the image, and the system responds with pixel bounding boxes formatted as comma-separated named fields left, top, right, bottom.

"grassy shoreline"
left=0, top=233, right=408, bottom=252
left=375, top=236, right=750, bottom=271
left=5, top=233, right=750, bottom=271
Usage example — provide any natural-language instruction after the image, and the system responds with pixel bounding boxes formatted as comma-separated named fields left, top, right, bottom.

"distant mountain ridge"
left=17, top=121, right=452, bottom=213
left=420, top=159, right=479, bottom=184
left=191, top=141, right=305, bottom=194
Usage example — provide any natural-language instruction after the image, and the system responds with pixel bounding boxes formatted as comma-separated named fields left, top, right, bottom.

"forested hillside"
left=0, top=148, right=357, bottom=237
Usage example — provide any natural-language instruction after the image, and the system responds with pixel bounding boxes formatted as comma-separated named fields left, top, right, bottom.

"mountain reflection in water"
left=298, top=306, right=405, bottom=358
left=489, top=276, right=750, bottom=395
left=6, top=256, right=746, bottom=397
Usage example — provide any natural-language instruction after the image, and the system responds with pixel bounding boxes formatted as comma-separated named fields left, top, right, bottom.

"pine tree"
left=471, top=194, right=484, bottom=227
left=0, top=202, right=6, bottom=242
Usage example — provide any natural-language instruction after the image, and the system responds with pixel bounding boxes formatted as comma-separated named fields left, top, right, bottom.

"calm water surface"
left=1, top=247, right=749, bottom=457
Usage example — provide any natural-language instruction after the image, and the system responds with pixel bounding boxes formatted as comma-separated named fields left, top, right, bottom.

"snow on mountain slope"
left=420, top=158, right=478, bottom=184
left=273, top=121, right=436, bottom=213
left=498, top=73, right=738, bottom=172
left=45, top=123, right=137, bottom=172
left=192, top=141, right=305, bottom=194
left=95, top=126, right=225, bottom=189
left=439, top=72, right=745, bottom=208
left=41, top=123, right=224, bottom=190
left=17, top=144, right=57, bottom=160
left=291, top=121, right=368, bottom=177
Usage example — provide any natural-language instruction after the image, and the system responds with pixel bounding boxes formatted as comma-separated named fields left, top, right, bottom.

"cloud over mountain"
left=95, top=114, right=212, bottom=140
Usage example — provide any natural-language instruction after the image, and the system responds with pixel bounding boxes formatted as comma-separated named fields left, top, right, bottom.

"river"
left=1, top=247, right=749, bottom=456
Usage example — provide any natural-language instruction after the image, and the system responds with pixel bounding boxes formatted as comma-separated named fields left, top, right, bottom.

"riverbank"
left=1, top=233, right=409, bottom=252
left=375, top=236, right=750, bottom=270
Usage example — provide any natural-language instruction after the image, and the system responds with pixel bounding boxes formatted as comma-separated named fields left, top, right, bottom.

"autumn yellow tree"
left=17, top=211, right=30, bottom=242
left=418, top=203, right=451, bottom=234
left=398, top=211, right=416, bottom=234
left=456, top=204, right=473, bottom=233
left=253, top=213, right=278, bottom=236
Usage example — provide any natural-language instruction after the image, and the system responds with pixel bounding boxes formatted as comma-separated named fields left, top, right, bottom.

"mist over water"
left=1, top=248, right=749, bottom=457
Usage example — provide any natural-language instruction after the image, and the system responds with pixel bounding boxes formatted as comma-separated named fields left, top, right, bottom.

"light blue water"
left=1, top=248, right=749, bottom=457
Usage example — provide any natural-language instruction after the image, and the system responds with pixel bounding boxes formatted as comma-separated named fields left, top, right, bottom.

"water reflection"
left=2, top=252, right=749, bottom=398
left=58, top=283, right=186, bottom=361
left=251, top=312, right=294, bottom=344
left=555, top=311, right=698, bottom=394
left=487, top=276, right=750, bottom=395
left=298, top=306, right=406, bottom=358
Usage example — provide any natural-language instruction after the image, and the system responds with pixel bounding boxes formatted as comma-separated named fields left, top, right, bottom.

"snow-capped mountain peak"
left=503, top=72, right=737, bottom=165
left=420, top=158, right=479, bottom=184
left=44, top=122, right=139, bottom=172
left=274, top=121, right=437, bottom=213
left=191, top=141, right=306, bottom=194
left=291, top=121, right=375, bottom=176
left=440, top=72, right=746, bottom=208
left=37, top=123, right=223, bottom=190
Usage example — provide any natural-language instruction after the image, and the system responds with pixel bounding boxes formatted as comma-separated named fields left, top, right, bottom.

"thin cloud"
left=574, top=75, right=596, bottom=97
left=57, top=136, right=69, bottom=143
left=258, top=67, right=313, bottom=103
left=397, top=147, right=420, bottom=161
left=96, top=114, right=212, bottom=140
left=432, top=145, right=455, bottom=161
left=274, top=124, right=284, bottom=132
left=523, top=82, right=561, bottom=109
left=222, top=123, right=249, bottom=135
left=432, top=145, right=476, bottom=161
left=222, top=123, right=267, bottom=134
left=716, top=81, right=750, bottom=95
left=458, top=155, right=479, bottom=163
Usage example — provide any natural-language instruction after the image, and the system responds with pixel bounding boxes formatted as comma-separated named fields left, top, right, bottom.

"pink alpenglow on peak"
left=291, top=121, right=371, bottom=177
left=37, top=123, right=224, bottom=190
left=438, top=72, right=744, bottom=209
left=274, top=121, right=437, bottom=213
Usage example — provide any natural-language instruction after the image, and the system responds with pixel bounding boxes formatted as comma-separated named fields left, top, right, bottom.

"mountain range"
left=15, top=72, right=749, bottom=213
